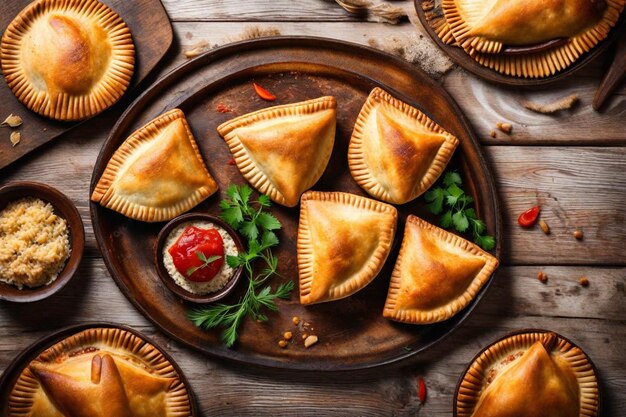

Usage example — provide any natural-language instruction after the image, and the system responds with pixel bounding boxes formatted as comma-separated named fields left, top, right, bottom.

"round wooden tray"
left=90, top=37, right=502, bottom=371
left=0, top=322, right=198, bottom=415
left=414, top=0, right=626, bottom=86
left=453, top=329, right=602, bottom=416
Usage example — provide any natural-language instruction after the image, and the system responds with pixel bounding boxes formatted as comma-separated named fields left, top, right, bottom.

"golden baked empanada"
left=92, top=108, right=218, bottom=222
left=383, top=215, right=498, bottom=324
left=217, top=97, right=336, bottom=207
left=1, top=0, right=135, bottom=121
left=349, top=88, right=459, bottom=204
left=457, top=332, right=599, bottom=417
left=441, top=0, right=624, bottom=78
left=298, top=191, right=397, bottom=305
left=8, top=327, right=192, bottom=417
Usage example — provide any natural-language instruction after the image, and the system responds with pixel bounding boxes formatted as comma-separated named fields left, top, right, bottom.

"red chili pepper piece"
left=253, top=83, right=276, bottom=101
left=518, top=206, right=541, bottom=227
left=418, top=377, right=427, bottom=404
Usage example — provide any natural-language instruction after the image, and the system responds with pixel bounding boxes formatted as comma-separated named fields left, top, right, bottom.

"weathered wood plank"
left=160, top=0, right=402, bottom=22
left=1, top=315, right=623, bottom=416
left=3, top=132, right=624, bottom=265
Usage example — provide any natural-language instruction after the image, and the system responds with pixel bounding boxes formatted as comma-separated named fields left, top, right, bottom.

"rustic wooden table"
left=1, top=1, right=625, bottom=415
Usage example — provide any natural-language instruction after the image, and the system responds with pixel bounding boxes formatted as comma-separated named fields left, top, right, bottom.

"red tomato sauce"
left=168, top=226, right=225, bottom=282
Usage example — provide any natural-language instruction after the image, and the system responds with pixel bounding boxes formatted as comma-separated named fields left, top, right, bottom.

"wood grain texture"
left=0, top=260, right=623, bottom=415
left=1, top=0, right=625, bottom=414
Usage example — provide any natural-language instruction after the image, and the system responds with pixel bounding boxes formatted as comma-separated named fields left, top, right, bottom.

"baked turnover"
left=457, top=332, right=599, bottom=417
left=1, top=0, right=135, bottom=121
left=8, top=327, right=192, bottom=417
left=92, top=109, right=218, bottom=222
left=349, top=88, right=459, bottom=205
left=217, top=96, right=337, bottom=207
left=438, top=0, right=625, bottom=78
left=298, top=191, right=397, bottom=305
left=383, top=215, right=498, bottom=324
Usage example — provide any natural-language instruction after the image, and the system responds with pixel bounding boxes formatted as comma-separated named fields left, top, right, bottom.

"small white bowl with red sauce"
left=154, top=213, right=244, bottom=304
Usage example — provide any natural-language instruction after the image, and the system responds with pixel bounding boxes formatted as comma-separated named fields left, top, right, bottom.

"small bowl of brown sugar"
left=0, top=182, right=84, bottom=302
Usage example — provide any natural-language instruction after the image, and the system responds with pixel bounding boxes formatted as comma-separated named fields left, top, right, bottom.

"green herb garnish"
left=187, top=184, right=293, bottom=347
left=424, top=172, right=495, bottom=251
left=186, top=252, right=222, bottom=278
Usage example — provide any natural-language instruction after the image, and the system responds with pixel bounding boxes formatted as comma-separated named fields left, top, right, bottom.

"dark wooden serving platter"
left=0, top=0, right=173, bottom=170
left=0, top=322, right=199, bottom=416
left=90, top=37, right=502, bottom=371
left=414, top=0, right=626, bottom=86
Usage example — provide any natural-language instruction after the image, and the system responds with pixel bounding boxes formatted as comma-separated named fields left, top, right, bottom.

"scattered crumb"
left=2, top=114, right=23, bottom=128
left=489, top=130, right=496, bottom=138
left=496, top=122, right=512, bottom=134
left=573, top=230, right=584, bottom=240
left=521, top=94, right=579, bottom=114
left=215, top=103, right=233, bottom=113
left=227, top=158, right=236, bottom=166
left=334, top=0, right=407, bottom=24
left=579, top=277, right=590, bottom=287
left=278, top=340, right=288, bottom=348
left=537, top=271, right=548, bottom=283
left=302, top=333, right=309, bottom=340
left=184, top=40, right=211, bottom=59
left=283, top=331, right=292, bottom=340
left=10, top=131, right=20, bottom=147
left=224, top=26, right=281, bottom=44
left=304, top=335, right=319, bottom=348
left=185, top=26, right=282, bottom=58
left=538, top=220, right=550, bottom=235
left=368, top=33, right=455, bottom=79
left=292, top=316, right=300, bottom=325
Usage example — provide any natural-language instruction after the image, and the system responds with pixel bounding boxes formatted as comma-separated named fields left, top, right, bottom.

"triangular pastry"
left=8, top=327, right=192, bottom=417
left=383, top=215, right=498, bottom=323
left=91, top=108, right=218, bottom=222
left=217, top=97, right=337, bottom=207
left=298, top=191, right=397, bottom=305
left=457, top=332, right=599, bottom=417
left=1, top=0, right=135, bottom=121
left=441, top=0, right=625, bottom=78
left=349, top=88, right=459, bottom=204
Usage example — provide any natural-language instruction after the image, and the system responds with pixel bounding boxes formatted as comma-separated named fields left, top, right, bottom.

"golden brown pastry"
left=383, top=215, right=498, bottom=324
left=217, top=97, right=336, bottom=207
left=298, top=191, right=397, bottom=305
left=8, top=327, right=192, bottom=417
left=349, top=88, right=459, bottom=204
left=440, top=0, right=625, bottom=78
left=1, top=0, right=135, bottom=121
left=91, top=109, right=218, bottom=222
left=457, top=332, right=599, bottom=417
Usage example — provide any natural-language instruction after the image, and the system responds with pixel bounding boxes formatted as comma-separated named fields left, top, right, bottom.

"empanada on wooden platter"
left=91, top=108, right=218, bottom=222
left=349, top=87, right=459, bottom=204
left=298, top=191, right=397, bottom=305
left=217, top=96, right=337, bottom=207
left=1, top=0, right=135, bottom=121
left=383, top=215, right=498, bottom=324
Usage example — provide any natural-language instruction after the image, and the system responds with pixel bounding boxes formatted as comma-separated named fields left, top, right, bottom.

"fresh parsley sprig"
left=424, top=172, right=495, bottom=251
left=187, top=185, right=293, bottom=347
left=186, top=252, right=221, bottom=278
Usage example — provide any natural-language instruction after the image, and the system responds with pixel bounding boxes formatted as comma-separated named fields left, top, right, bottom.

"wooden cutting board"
left=0, top=0, right=173, bottom=170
